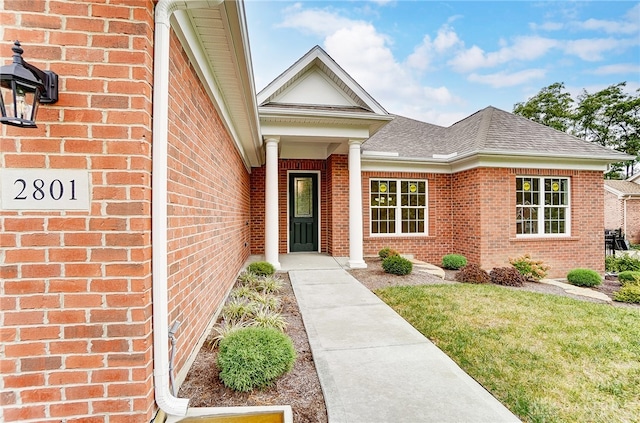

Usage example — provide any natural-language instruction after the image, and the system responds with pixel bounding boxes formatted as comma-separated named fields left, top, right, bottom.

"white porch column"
left=264, top=137, right=281, bottom=269
left=348, top=139, right=366, bottom=268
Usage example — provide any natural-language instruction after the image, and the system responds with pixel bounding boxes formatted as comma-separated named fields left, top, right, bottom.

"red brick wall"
left=451, top=169, right=482, bottom=265
left=0, top=1, right=156, bottom=422
left=604, top=189, right=623, bottom=230
left=327, top=155, right=349, bottom=256
left=0, top=3, right=250, bottom=422
left=362, top=171, right=454, bottom=264
left=625, top=198, right=640, bottom=244
left=603, top=189, right=640, bottom=244
left=166, top=31, right=251, bottom=387
left=467, top=168, right=605, bottom=277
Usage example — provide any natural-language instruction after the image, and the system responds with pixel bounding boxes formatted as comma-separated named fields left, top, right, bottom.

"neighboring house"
left=604, top=173, right=640, bottom=244
left=0, top=1, right=631, bottom=423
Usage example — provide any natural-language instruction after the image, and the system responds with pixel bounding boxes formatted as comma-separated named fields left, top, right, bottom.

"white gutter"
left=152, top=0, right=223, bottom=417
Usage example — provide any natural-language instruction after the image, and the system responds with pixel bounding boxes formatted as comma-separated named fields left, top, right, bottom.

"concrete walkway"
left=268, top=254, right=520, bottom=423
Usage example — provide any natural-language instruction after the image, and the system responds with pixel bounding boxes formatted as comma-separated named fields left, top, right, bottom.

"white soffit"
left=171, top=1, right=262, bottom=169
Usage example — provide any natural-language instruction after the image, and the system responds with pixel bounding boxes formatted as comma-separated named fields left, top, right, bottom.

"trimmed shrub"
left=247, top=261, right=275, bottom=277
left=441, top=254, right=467, bottom=270
left=382, top=255, right=413, bottom=275
left=618, top=271, right=640, bottom=286
left=566, top=268, right=602, bottom=287
left=455, top=264, right=491, bottom=284
left=613, top=285, right=640, bottom=303
left=490, top=267, right=525, bottom=287
left=378, top=247, right=399, bottom=259
left=217, top=327, right=296, bottom=392
left=509, top=254, right=549, bottom=281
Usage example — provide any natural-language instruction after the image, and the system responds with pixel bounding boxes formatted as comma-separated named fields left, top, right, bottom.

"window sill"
left=510, top=236, right=579, bottom=242
left=369, top=234, right=433, bottom=239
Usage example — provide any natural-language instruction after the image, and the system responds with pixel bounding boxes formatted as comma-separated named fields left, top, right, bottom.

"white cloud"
left=529, top=21, right=564, bottom=31
left=562, top=38, right=626, bottom=61
left=591, top=63, right=640, bottom=75
left=406, top=24, right=462, bottom=71
left=468, top=69, right=546, bottom=88
left=278, top=3, right=359, bottom=37
left=275, top=3, right=463, bottom=123
left=448, top=36, right=557, bottom=72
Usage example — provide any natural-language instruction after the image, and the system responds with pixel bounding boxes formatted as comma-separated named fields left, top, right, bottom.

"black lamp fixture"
left=0, top=40, right=58, bottom=128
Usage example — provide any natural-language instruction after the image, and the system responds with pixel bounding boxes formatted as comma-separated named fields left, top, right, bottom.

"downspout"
left=152, top=0, right=223, bottom=417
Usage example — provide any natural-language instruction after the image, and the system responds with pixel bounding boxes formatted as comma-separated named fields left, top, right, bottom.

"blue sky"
left=245, top=1, right=640, bottom=126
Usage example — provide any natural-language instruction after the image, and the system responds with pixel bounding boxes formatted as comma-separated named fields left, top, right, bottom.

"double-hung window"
left=370, top=179, right=427, bottom=235
left=516, top=176, right=570, bottom=236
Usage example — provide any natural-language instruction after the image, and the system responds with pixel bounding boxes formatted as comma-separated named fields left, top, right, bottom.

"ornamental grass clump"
left=490, top=267, right=525, bottom=287
left=247, top=261, right=276, bottom=276
left=217, top=327, right=296, bottom=392
left=617, top=271, right=640, bottom=286
left=455, top=263, right=491, bottom=284
left=382, top=255, right=413, bottom=275
left=509, top=254, right=549, bottom=281
left=566, top=268, right=602, bottom=287
left=613, top=285, right=640, bottom=303
left=378, top=247, right=399, bottom=259
left=441, top=254, right=467, bottom=270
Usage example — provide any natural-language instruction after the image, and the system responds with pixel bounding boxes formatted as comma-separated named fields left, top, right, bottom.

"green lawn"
left=375, top=284, right=640, bottom=423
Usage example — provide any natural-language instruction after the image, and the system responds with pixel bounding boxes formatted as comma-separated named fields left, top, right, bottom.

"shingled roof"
left=362, top=106, right=631, bottom=163
left=604, top=179, right=640, bottom=196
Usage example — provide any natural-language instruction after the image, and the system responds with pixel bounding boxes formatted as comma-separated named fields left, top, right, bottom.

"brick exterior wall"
left=362, top=171, right=454, bottom=264
left=0, top=3, right=249, bottom=422
left=604, top=189, right=624, bottom=231
left=166, top=32, right=251, bottom=388
left=327, top=155, right=349, bottom=256
left=604, top=189, right=640, bottom=245
left=625, top=199, right=640, bottom=244
left=455, top=168, right=605, bottom=278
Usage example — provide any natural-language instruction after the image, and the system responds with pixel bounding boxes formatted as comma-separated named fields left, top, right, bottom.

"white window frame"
left=516, top=176, right=571, bottom=237
left=370, top=178, right=428, bottom=237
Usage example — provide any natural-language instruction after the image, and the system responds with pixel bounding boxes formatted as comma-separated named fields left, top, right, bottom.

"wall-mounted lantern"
left=0, top=40, right=58, bottom=128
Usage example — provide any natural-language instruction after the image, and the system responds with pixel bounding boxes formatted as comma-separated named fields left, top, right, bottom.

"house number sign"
left=1, top=169, right=90, bottom=211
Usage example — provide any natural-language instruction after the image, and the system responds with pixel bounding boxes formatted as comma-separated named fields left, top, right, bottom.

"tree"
left=514, top=82, right=639, bottom=178
left=513, top=82, right=574, bottom=132
left=574, top=83, right=640, bottom=178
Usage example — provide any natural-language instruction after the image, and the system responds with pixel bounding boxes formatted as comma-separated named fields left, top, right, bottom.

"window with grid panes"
left=516, top=177, right=569, bottom=236
left=370, top=179, right=427, bottom=235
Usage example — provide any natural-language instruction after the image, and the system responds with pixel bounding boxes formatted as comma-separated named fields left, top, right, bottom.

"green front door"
left=289, top=173, right=318, bottom=252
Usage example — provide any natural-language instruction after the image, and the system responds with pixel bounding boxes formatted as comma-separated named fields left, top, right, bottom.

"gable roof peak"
left=257, top=45, right=387, bottom=115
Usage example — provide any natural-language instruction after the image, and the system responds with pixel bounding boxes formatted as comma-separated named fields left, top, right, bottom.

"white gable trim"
left=257, top=46, right=387, bottom=115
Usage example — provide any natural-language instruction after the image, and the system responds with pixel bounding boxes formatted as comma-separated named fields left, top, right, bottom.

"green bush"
left=490, top=267, right=525, bottom=287
left=613, top=285, right=640, bottom=303
left=606, top=254, right=640, bottom=272
left=441, top=254, right=467, bottom=270
left=618, top=271, right=640, bottom=286
left=378, top=247, right=399, bottom=259
left=247, top=261, right=275, bottom=277
left=381, top=255, right=413, bottom=275
left=217, top=327, right=296, bottom=392
left=509, top=254, right=549, bottom=281
left=566, top=269, right=602, bottom=287
left=455, top=264, right=491, bottom=284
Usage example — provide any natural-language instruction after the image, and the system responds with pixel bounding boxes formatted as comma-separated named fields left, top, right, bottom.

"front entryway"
left=289, top=173, right=318, bottom=252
